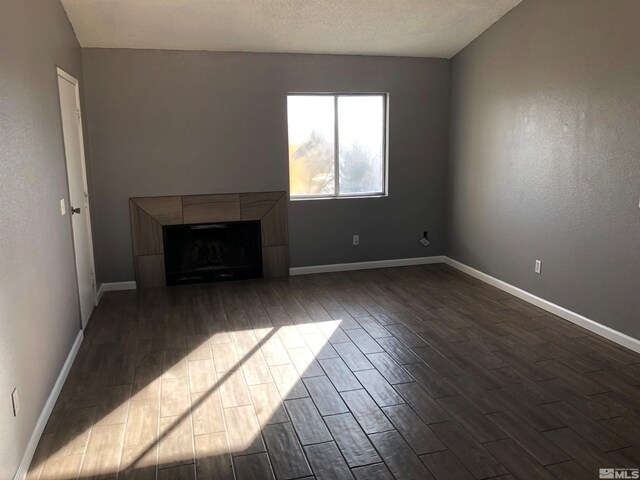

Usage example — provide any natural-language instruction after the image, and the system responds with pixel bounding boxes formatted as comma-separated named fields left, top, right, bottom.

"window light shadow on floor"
left=27, top=279, right=348, bottom=479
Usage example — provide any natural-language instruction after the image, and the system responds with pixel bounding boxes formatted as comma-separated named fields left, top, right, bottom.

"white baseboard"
left=14, top=330, right=84, bottom=480
left=444, top=257, right=640, bottom=354
left=96, top=281, right=137, bottom=304
left=289, top=256, right=446, bottom=276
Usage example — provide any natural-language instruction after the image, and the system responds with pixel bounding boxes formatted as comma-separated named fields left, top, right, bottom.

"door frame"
left=56, top=67, right=98, bottom=327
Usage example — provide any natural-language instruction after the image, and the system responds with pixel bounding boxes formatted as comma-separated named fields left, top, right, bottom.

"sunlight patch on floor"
left=34, top=319, right=339, bottom=479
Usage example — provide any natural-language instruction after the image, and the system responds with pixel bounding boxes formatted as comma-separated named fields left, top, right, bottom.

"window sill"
left=290, top=194, right=388, bottom=202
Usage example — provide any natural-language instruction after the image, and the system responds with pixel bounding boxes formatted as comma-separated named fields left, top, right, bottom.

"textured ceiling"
left=61, top=0, right=521, bottom=59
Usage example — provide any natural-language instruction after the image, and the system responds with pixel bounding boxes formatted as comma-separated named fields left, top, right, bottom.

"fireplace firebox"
left=163, top=221, right=263, bottom=285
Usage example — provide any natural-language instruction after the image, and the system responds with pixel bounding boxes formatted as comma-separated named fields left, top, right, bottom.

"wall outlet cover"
left=353, top=235, right=360, bottom=246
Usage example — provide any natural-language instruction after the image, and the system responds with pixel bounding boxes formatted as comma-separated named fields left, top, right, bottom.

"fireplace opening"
left=163, top=221, right=263, bottom=286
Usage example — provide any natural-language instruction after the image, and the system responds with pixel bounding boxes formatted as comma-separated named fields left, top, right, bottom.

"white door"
left=57, top=68, right=97, bottom=329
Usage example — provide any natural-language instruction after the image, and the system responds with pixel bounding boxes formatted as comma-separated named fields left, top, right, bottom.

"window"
left=287, top=94, right=387, bottom=199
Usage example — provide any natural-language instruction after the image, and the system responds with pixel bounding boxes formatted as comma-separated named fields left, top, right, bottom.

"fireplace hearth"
left=163, top=221, right=262, bottom=285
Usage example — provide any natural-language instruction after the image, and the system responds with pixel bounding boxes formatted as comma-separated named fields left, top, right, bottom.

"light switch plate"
left=60, top=198, right=66, bottom=216
left=11, top=388, right=19, bottom=416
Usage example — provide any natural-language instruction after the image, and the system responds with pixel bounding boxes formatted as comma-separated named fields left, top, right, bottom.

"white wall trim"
left=289, top=256, right=446, bottom=276
left=96, top=281, right=137, bottom=304
left=14, top=330, right=84, bottom=480
left=444, top=257, right=640, bottom=354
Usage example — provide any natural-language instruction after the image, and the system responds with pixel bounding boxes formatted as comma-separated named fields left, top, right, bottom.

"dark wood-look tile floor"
left=27, top=264, right=640, bottom=479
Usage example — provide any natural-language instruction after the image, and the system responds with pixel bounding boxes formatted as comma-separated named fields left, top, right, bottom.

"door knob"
left=71, top=207, right=81, bottom=215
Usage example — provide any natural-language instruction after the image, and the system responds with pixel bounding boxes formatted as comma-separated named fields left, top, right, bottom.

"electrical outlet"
left=11, top=388, right=19, bottom=417
left=60, top=198, right=66, bottom=216
left=535, top=260, right=542, bottom=274
left=352, top=235, right=359, bottom=246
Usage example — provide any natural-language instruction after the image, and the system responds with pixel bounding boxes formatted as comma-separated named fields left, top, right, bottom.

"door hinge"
left=76, top=110, right=81, bottom=125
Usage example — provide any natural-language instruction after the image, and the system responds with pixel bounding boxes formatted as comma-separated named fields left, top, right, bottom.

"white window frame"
left=287, top=93, right=389, bottom=201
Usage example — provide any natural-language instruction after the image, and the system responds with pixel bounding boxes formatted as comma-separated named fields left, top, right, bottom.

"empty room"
left=2, top=0, right=639, bottom=479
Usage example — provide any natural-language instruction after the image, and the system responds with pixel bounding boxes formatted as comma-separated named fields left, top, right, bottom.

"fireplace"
left=163, top=221, right=263, bottom=285
left=129, top=192, right=288, bottom=288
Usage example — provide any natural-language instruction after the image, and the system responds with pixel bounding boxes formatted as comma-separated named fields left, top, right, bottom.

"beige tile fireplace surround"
left=129, top=191, right=288, bottom=288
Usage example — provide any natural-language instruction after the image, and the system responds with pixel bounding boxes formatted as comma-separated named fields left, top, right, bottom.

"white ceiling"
left=61, top=0, right=521, bottom=59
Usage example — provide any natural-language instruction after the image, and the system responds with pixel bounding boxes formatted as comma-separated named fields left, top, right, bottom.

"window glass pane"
left=338, top=95, right=385, bottom=195
left=287, top=96, right=335, bottom=196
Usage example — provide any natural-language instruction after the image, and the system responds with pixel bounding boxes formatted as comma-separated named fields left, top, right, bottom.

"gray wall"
left=448, top=0, right=640, bottom=339
left=0, top=1, right=83, bottom=476
left=80, top=49, right=450, bottom=283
